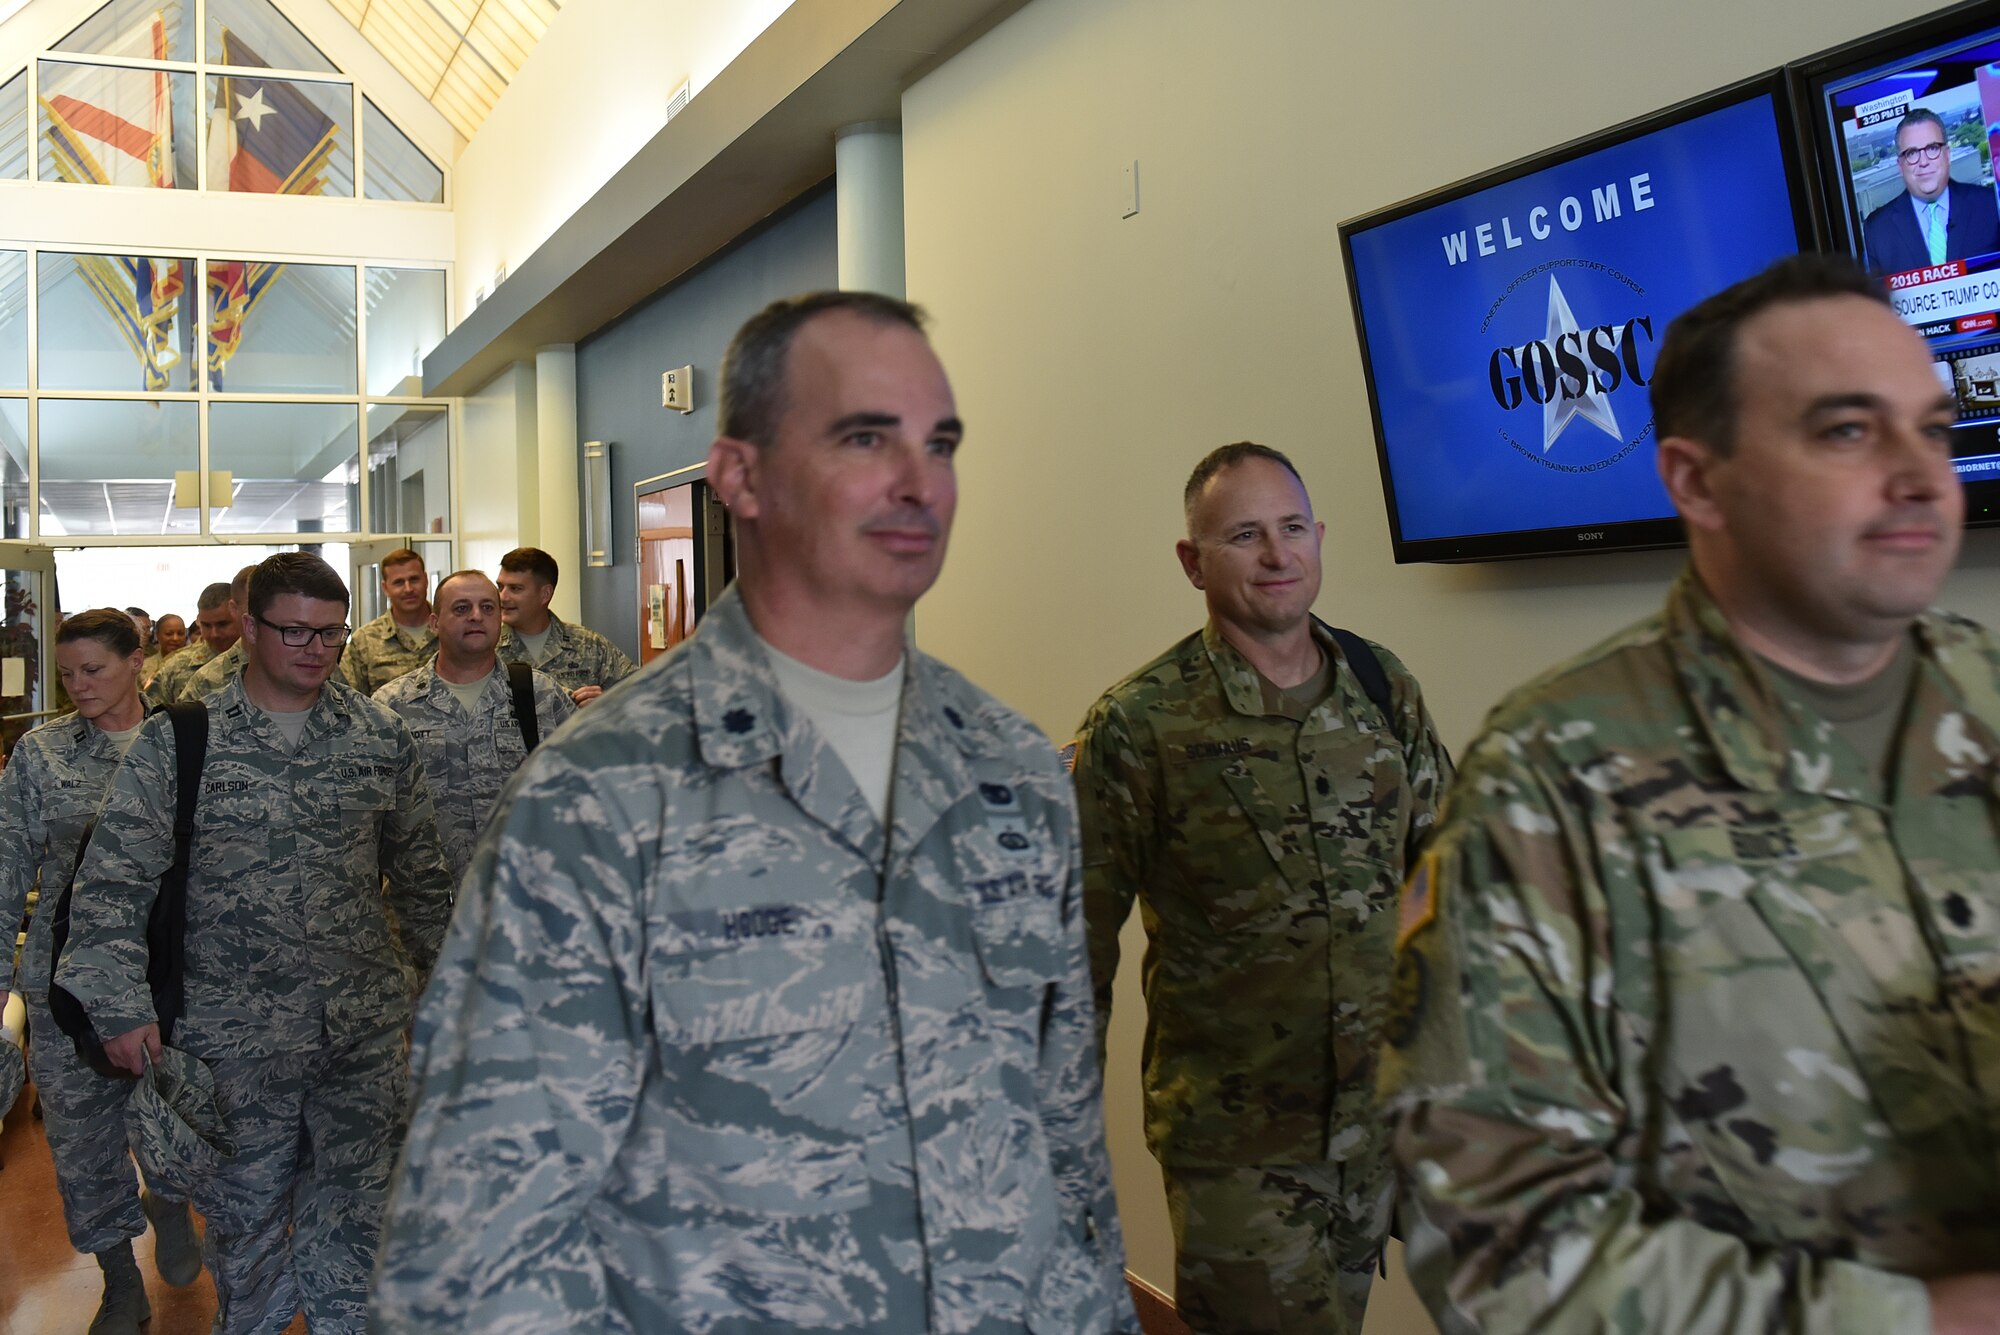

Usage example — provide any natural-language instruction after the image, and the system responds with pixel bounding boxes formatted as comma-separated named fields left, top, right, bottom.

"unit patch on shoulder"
left=1395, top=850, right=1440, bottom=953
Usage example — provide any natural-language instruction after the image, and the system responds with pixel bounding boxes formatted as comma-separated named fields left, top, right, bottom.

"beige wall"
left=900, top=0, right=2000, bottom=1323
left=451, top=0, right=798, bottom=321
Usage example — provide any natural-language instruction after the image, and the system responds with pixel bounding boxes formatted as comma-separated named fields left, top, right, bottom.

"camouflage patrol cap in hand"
left=0, top=1037, right=23, bottom=1121
left=128, top=1046, right=235, bottom=1198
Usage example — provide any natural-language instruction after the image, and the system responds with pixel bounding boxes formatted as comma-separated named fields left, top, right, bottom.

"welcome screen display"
left=1347, top=95, right=1802, bottom=544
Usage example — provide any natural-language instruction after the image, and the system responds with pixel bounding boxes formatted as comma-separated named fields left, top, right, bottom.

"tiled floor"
left=0, top=1083, right=302, bottom=1335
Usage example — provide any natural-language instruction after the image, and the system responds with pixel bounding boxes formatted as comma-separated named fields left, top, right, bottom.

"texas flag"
left=207, top=28, right=337, bottom=195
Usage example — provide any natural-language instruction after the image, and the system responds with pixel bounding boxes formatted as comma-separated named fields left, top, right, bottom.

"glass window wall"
left=205, top=259, right=356, bottom=393
left=208, top=401, right=359, bottom=534
left=38, top=251, right=196, bottom=392
left=37, top=61, right=196, bottom=189
left=37, top=398, right=200, bottom=537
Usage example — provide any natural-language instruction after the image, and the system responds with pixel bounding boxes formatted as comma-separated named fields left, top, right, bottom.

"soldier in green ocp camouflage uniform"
left=1382, top=254, right=2000, bottom=1334
left=147, top=578, right=241, bottom=705
left=1073, top=444, right=1450, bottom=1334
left=374, top=292, right=1136, bottom=1333
left=57, top=553, right=454, bottom=1335
left=1, top=611, right=203, bottom=1335
left=373, top=569, right=573, bottom=877
left=495, top=545, right=635, bottom=706
left=340, top=546, right=438, bottom=696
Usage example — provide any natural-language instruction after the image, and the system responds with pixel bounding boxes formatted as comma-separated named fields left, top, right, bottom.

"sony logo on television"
left=1576, top=531, right=1606, bottom=542
left=1441, top=173, right=1655, bottom=266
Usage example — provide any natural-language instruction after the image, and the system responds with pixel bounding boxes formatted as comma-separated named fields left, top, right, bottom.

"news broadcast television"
left=1340, top=74, right=1816, bottom=563
left=1798, top=0, right=2000, bottom=528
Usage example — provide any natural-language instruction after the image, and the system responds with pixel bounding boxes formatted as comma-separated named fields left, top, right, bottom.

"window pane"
left=1, top=70, right=26, bottom=180
left=39, top=61, right=196, bottom=188
left=1, top=399, right=25, bottom=539
left=206, top=259, right=356, bottom=392
left=206, top=73, right=352, bottom=196
left=39, top=252, right=197, bottom=392
left=366, top=403, right=450, bottom=534
left=38, top=398, right=200, bottom=537
left=207, top=0, right=336, bottom=73
left=362, top=97, right=442, bottom=204
left=53, top=0, right=194, bottom=64
left=209, top=401, right=358, bottom=534
left=365, top=267, right=445, bottom=394
left=0, top=251, right=23, bottom=389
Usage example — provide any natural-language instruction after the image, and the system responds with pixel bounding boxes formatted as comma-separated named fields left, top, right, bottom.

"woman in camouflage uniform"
left=0, top=609, right=202, bottom=1334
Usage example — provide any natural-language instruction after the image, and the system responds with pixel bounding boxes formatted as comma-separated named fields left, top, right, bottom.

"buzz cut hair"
left=196, top=582, right=234, bottom=613
left=248, top=553, right=349, bottom=619
left=1183, top=442, right=1307, bottom=523
left=231, top=564, right=259, bottom=602
left=433, top=568, right=496, bottom=605
left=1650, top=253, right=1892, bottom=457
left=381, top=547, right=425, bottom=574
left=720, top=291, right=928, bottom=447
left=499, top=546, right=559, bottom=589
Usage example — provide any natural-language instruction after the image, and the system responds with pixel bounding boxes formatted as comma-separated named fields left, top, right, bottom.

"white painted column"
left=533, top=343, right=583, bottom=622
left=835, top=121, right=905, bottom=298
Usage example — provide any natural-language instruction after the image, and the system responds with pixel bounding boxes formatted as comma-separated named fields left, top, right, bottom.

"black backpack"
left=506, top=659, right=540, bottom=751
left=46, top=701, right=209, bottom=1080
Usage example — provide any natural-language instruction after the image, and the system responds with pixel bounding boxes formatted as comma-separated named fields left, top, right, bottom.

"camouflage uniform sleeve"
left=379, top=718, right=454, bottom=980
left=533, top=668, right=575, bottom=732
left=1376, top=642, right=1453, bottom=859
left=1382, top=741, right=1932, bottom=1335
left=597, top=633, right=635, bottom=686
left=373, top=756, right=648, bottom=1333
left=1070, top=692, right=1154, bottom=1064
left=52, top=715, right=178, bottom=1038
left=1043, top=772, right=1143, bottom=1332
left=0, top=741, right=47, bottom=991
left=338, top=637, right=366, bottom=694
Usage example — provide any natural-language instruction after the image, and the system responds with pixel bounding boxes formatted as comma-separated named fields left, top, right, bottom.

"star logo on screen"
left=1541, top=274, right=1623, bottom=451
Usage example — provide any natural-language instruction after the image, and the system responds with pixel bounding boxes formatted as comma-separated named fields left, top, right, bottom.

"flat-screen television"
left=1797, top=0, right=2000, bottom=527
left=1340, top=74, right=1816, bottom=563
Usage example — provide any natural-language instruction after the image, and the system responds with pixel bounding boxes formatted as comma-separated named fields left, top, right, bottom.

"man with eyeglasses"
left=57, top=551, right=454, bottom=1335
left=1861, top=106, right=2000, bottom=275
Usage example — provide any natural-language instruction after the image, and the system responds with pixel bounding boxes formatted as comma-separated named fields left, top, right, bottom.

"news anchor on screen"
left=1862, top=107, right=2000, bottom=272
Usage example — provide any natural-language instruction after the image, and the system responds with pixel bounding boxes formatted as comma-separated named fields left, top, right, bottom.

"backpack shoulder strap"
left=1326, top=625, right=1395, bottom=724
left=508, top=659, right=540, bottom=751
left=164, top=701, right=208, bottom=846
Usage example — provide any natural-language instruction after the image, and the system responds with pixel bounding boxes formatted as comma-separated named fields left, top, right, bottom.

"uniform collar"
left=689, top=586, right=984, bottom=863
left=420, top=659, right=508, bottom=712
left=1196, top=617, right=1357, bottom=730
left=210, top=669, right=359, bottom=750
left=1667, top=567, right=1998, bottom=798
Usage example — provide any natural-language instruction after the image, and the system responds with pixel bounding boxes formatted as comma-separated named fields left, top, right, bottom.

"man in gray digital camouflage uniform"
left=373, top=568, right=572, bottom=877
left=494, top=545, right=634, bottom=706
left=340, top=547, right=437, bottom=697
left=146, top=580, right=238, bottom=705
left=1073, top=443, right=1450, bottom=1334
left=180, top=565, right=259, bottom=702
left=57, top=552, right=454, bottom=1335
left=373, top=291, right=1136, bottom=1333
left=1381, top=254, right=2000, bottom=1333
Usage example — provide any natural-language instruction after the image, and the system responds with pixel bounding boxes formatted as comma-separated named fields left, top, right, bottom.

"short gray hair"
left=719, top=291, right=927, bottom=446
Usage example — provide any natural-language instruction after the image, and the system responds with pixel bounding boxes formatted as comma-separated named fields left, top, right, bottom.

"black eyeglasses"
left=1899, top=141, right=1948, bottom=165
left=253, top=614, right=351, bottom=648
